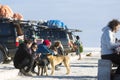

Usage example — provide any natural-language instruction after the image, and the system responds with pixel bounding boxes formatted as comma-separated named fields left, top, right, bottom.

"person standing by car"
left=14, top=23, right=24, bottom=46
left=13, top=39, right=35, bottom=76
left=74, top=36, right=83, bottom=60
left=101, top=19, right=120, bottom=75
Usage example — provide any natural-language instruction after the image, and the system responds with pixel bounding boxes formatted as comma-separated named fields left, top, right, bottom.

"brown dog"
left=47, top=54, right=70, bottom=75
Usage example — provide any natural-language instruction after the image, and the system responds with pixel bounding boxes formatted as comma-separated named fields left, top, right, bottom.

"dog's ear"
left=47, top=54, right=53, bottom=59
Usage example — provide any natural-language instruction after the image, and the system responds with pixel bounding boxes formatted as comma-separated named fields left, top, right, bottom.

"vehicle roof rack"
left=67, top=29, right=82, bottom=32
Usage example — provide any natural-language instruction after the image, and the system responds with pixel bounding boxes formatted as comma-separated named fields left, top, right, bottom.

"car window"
left=51, top=30, right=66, bottom=39
left=39, top=30, right=49, bottom=39
left=58, top=31, right=66, bottom=38
left=0, top=23, right=14, bottom=36
left=37, top=29, right=67, bottom=39
left=68, top=32, right=73, bottom=40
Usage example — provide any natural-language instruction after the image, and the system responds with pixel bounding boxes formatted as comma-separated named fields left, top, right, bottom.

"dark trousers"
left=19, top=58, right=34, bottom=72
left=101, top=53, right=120, bottom=74
left=31, top=61, right=36, bottom=71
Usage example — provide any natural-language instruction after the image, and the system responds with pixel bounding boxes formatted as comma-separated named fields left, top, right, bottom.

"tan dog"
left=47, top=54, right=70, bottom=75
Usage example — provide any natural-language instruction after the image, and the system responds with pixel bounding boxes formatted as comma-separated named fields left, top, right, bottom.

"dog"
left=47, top=54, right=70, bottom=75
left=35, top=57, right=49, bottom=76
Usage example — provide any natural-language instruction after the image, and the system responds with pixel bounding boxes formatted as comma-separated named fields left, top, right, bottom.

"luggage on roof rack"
left=47, top=20, right=68, bottom=29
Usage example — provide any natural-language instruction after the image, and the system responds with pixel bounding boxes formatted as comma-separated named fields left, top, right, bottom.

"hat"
left=43, top=39, right=51, bottom=46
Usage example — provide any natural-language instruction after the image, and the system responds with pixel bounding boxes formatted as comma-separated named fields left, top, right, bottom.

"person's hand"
left=118, top=40, right=120, bottom=43
left=35, top=53, right=41, bottom=59
left=115, top=46, right=120, bottom=55
left=74, top=45, right=78, bottom=50
left=38, top=53, right=41, bottom=57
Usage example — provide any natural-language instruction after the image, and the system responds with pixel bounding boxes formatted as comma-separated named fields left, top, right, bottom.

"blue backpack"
left=47, top=20, right=67, bottom=29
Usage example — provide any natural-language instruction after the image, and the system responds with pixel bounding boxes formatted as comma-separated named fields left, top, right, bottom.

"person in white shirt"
left=101, top=19, right=120, bottom=74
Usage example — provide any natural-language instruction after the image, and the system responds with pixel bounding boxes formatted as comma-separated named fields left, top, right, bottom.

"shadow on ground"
left=32, top=75, right=97, bottom=79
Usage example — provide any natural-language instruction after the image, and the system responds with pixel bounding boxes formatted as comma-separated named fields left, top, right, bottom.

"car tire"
left=0, top=49, right=5, bottom=64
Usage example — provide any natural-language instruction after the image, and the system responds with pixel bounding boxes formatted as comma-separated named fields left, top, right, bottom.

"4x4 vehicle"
left=0, top=21, right=19, bottom=63
left=36, top=20, right=82, bottom=53
left=35, top=27, right=81, bottom=53
left=0, top=18, right=36, bottom=63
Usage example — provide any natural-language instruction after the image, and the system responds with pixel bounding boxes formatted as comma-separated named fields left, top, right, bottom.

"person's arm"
left=57, top=47, right=64, bottom=55
left=106, top=31, right=120, bottom=49
left=36, top=44, right=54, bottom=55
left=44, top=46, right=55, bottom=55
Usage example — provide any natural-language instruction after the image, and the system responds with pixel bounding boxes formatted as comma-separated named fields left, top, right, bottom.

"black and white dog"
left=35, top=56, right=49, bottom=76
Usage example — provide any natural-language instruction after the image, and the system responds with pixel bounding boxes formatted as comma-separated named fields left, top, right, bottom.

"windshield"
left=36, top=29, right=67, bottom=40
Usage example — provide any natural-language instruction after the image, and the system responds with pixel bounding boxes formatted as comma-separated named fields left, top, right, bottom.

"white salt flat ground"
left=0, top=48, right=101, bottom=80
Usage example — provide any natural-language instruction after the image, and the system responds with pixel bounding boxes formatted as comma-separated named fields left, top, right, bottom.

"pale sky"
left=1, top=0, right=120, bottom=47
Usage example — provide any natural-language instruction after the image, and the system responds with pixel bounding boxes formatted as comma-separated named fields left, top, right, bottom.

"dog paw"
left=37, top=73, right=39, bottom=76
left=66, top=72, right=70, bottom=75
left=51, top=73, right=54, bottom=75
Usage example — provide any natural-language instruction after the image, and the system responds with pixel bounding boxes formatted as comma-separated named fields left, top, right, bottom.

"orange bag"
left=0, top=5, right=13, bottom=18
left=13, top=13, right=23, bottom=20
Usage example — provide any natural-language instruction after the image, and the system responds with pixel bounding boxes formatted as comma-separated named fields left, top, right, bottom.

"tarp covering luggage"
left=47, top=20, right=68, bottom=29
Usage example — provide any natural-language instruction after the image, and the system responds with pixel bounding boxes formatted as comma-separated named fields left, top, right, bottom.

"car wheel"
left=0, top=50, right=5, bottom=64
